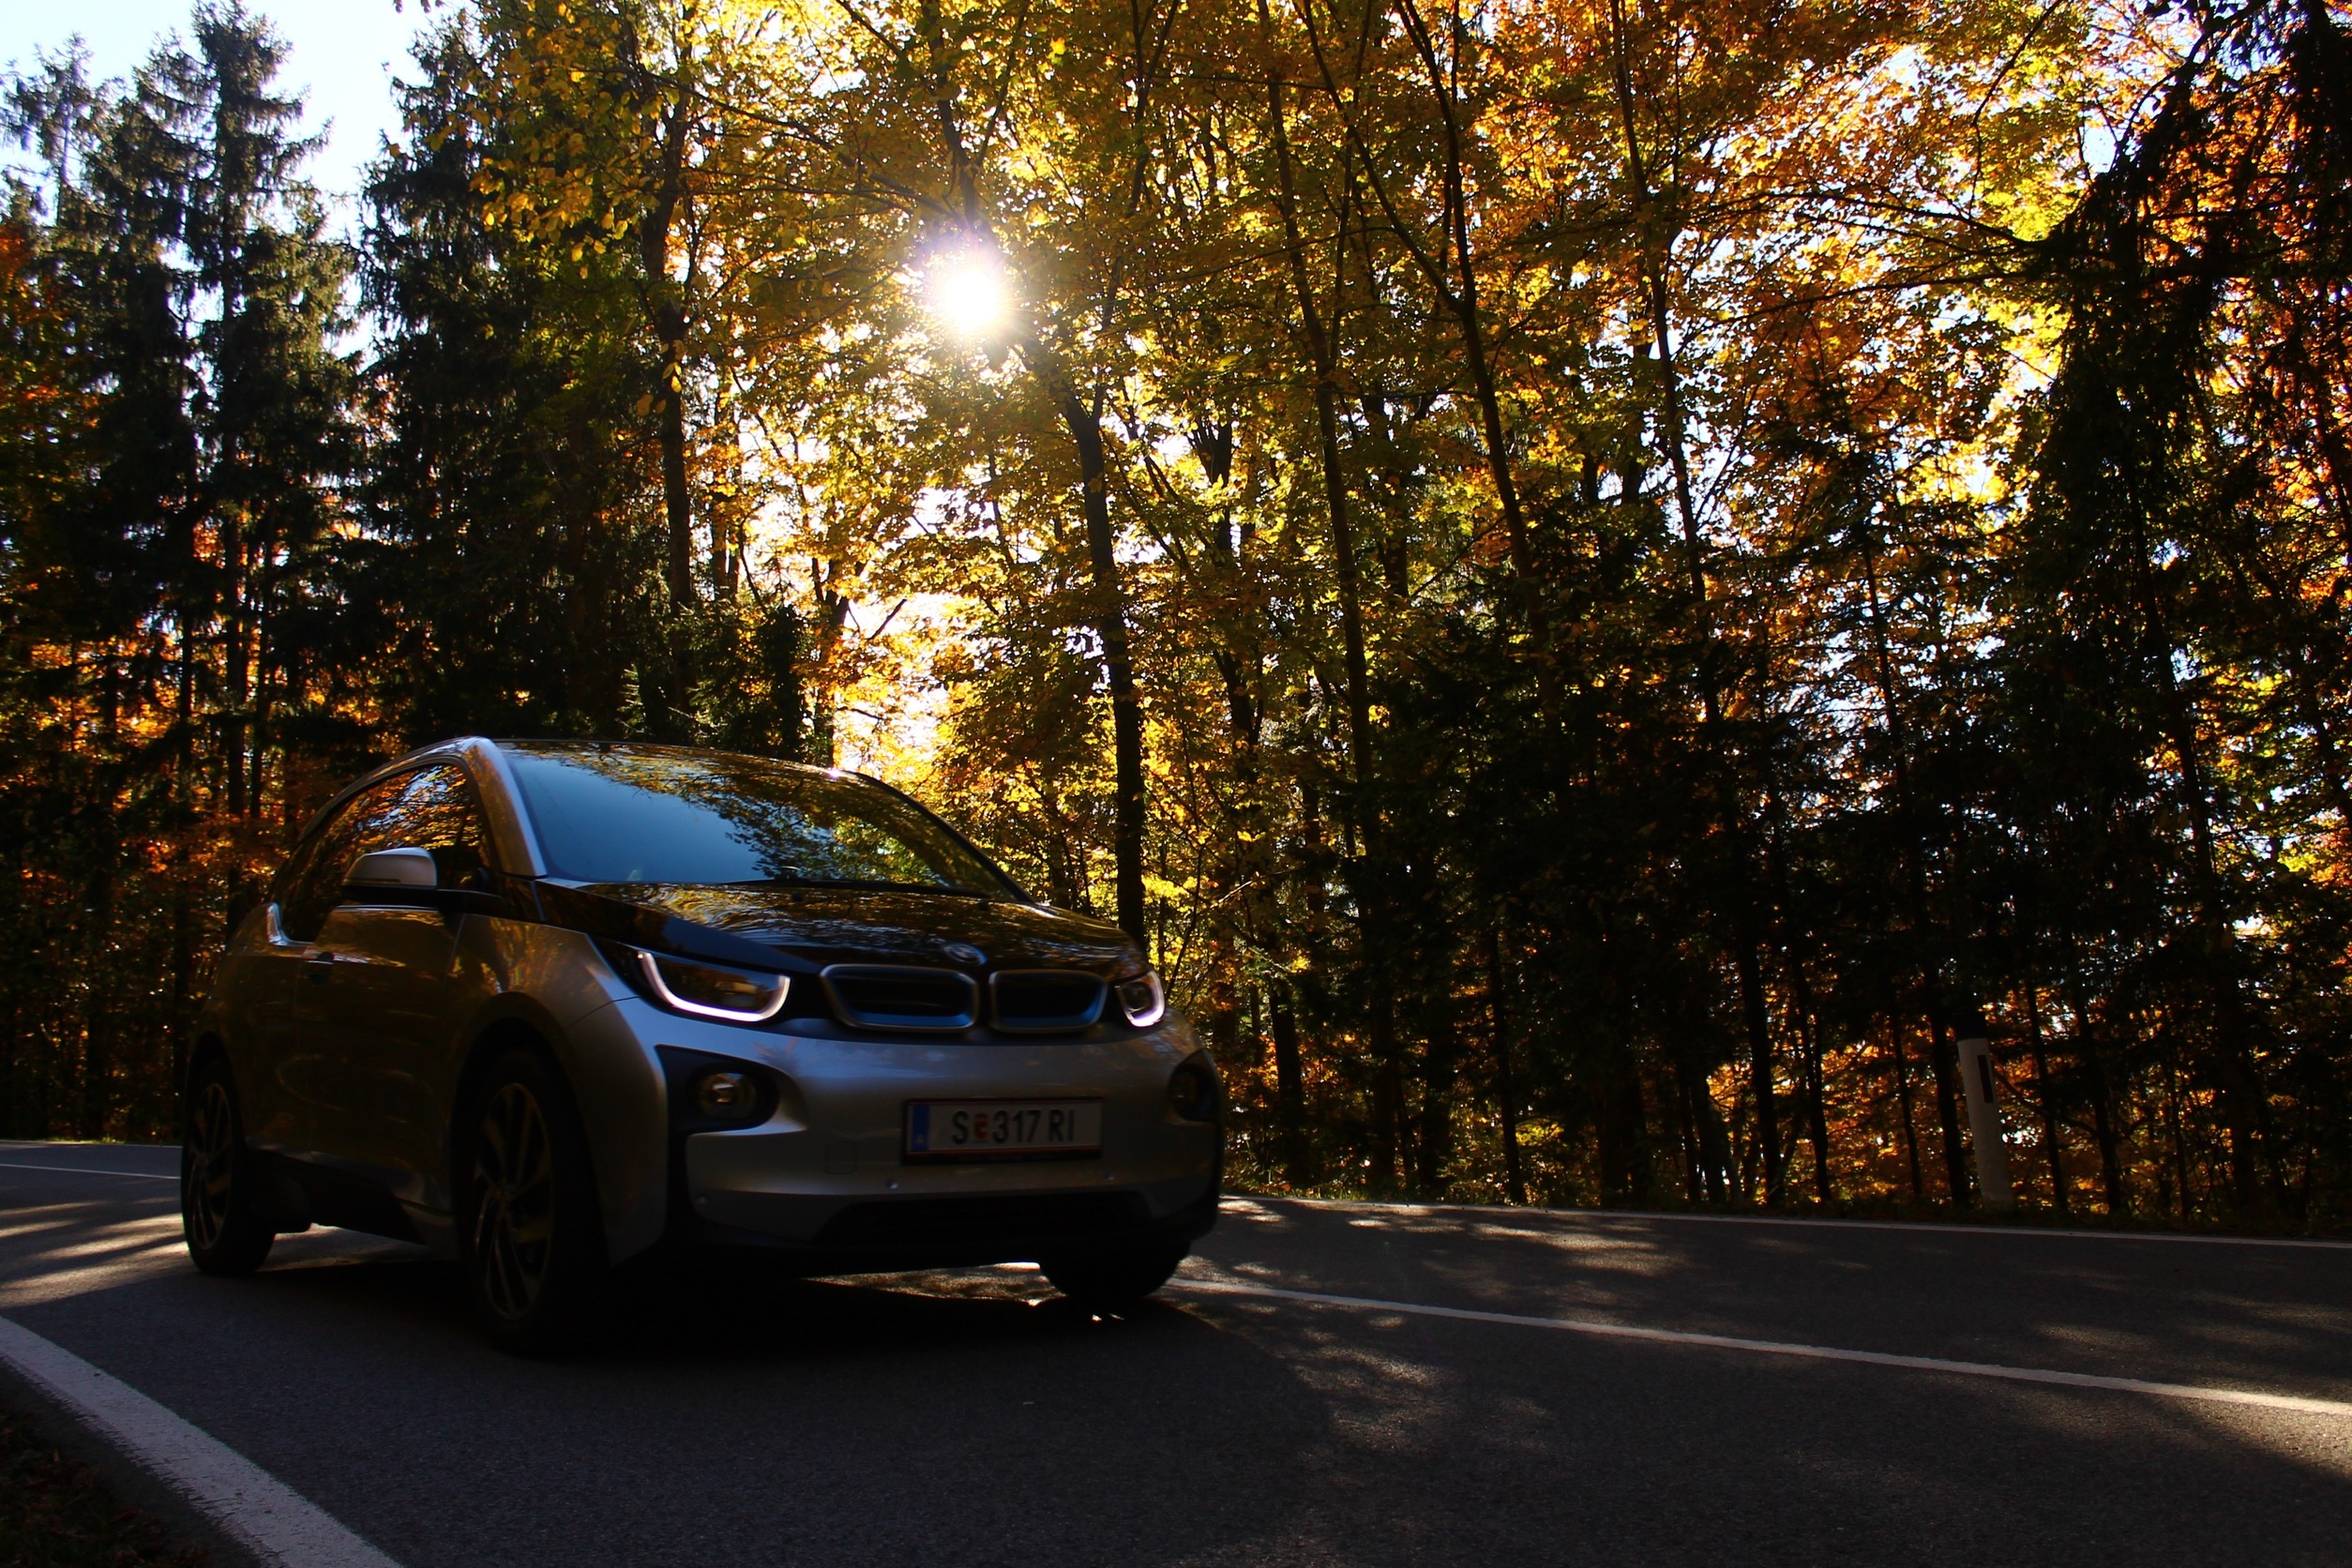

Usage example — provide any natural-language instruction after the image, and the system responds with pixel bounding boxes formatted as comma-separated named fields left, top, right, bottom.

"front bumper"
left=592, top=997, right=1221, bottom=1271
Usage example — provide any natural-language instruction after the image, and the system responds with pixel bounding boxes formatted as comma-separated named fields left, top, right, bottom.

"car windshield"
left=505, top=746, right=1009, bottom=895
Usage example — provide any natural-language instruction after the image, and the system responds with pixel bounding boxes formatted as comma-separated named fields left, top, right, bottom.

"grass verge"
left=0, top=1411, right=207, bottom=1566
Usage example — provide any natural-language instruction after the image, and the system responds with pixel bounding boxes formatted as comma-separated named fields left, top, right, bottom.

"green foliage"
left=357, top=15, right=669, bottom=742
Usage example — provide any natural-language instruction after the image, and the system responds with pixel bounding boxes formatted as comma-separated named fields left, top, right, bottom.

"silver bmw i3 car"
left=181, top=738, right=1220, bottom=1349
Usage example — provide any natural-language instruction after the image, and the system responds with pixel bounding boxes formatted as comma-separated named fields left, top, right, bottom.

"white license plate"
left=904, top=1099, right=1102, bottom=1161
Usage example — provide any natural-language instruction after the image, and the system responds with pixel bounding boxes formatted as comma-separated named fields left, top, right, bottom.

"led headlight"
left=1116, top=970, right=1167, bottom=1029
left=637, top=950, right=790, bottom=1022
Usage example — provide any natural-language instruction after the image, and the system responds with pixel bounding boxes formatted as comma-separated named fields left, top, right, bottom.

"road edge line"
left=0, top=1314, right=403, bottom=1568
left=0, top=1160, right=178, bottom=1180
left=1170, top=1277, right=2352, bottom=1419
left=1236, top=1195, right=2352, bottom=1251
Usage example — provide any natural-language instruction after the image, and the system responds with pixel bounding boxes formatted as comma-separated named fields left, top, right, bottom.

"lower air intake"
left=816, top=1192, right=1150, bottom=1248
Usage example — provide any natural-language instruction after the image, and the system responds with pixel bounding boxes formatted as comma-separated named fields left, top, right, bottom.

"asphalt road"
left=4, top=1139, right=2349, bottom=1568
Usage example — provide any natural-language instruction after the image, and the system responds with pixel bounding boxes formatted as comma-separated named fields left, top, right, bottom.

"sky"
left=0, top=0, right=430, bottom=220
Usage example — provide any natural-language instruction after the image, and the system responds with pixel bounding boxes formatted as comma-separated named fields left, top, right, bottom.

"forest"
left=2, top=0, right=2347, bottom=1229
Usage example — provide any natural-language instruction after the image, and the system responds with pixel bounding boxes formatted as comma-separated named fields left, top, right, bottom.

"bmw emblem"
left=942, top=942, right=987, bottom=967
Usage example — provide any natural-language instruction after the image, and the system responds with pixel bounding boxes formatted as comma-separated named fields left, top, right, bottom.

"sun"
left=924, top=246, right=1014, bottom=341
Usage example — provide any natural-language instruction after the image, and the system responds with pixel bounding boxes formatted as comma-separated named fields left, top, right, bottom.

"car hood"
left=538, top=880, right=1137, bottom=976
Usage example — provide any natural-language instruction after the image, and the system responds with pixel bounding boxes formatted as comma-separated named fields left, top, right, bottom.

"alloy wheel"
left=187, top=1078, right=237, bottom=1252
left=470, top=1082, right=555, bottom=1320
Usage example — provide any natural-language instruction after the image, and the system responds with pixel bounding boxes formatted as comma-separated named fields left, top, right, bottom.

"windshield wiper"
left=717, top=876, right=992, bottom=897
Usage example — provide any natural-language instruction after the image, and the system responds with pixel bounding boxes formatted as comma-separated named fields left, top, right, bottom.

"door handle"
left=306, top=952, right=336, bottom=984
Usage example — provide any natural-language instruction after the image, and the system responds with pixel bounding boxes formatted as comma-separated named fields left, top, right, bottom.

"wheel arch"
left=185, top=1029, right=231, bottom=1081
left=447, top=1013, right=576, bottom=1203
left=181, top=1032, right=233, bottom=1135
left=445, top=999, right=669, bottom=1268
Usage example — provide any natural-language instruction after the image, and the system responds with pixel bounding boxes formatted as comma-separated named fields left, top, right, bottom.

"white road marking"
left=0, top=1162, right=176, bottom=1181
left=1170, top=1276, right=2352, bottom=1419
left=0, top=1315, right=404, bottom=1567
left=1259, top=1196, right=2352, bottom=1251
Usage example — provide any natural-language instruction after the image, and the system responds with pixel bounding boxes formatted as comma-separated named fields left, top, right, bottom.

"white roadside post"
left=1956, top=1032, right=2015, bottom=1209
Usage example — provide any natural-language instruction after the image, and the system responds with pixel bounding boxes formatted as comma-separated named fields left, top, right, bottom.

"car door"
left=249, top=785, right=401, bottom=1161
left=295, top=764, right=489, bottom=1195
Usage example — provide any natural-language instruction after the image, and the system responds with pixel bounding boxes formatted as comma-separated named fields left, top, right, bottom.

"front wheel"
left=460, top=1048, right=607, bottom=1354
left=1042, top=1242, right=1187, bottom=1311
left=181, top=1057, right=275, bottom=1276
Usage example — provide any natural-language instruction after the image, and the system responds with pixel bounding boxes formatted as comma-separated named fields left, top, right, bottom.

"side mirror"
left=346, top=847, right=439, bottom=888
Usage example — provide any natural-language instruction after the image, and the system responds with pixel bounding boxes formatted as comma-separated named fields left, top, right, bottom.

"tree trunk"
left=1416, top=1003, right=1456, bottom=1198
left=641, top=91, right=698, bottom=743
left=1265, top=57, right=1374, bottom=822
left=247, top=584, right=269, bottom=821
left=1270, top=981, right=1311, bottom=1188
left=1792, top=994, right=1833, bottom=1204
left=1605, top=1, right=1784, bottom=1203
left=2162, top=681, right=2270, bottom=1214
left=1679, top=1052, right=1733, bottom=1203
left=79, top=847, right=117, bottom=1142
left=1928, top=1010, right=1972, bottom=1207
left=1891, top=1021, right=1925, bottom=1199
left=1485, top=923, right=1526, bottom=1204
left=1264, top=48, right=1403, bottom=1179
left=1372, top=1042, right=1409, bottom=1199
left=711, top=365, right=743, bottom=601
left=897, top=5, right=1166, bottom=951
left=642, top=96, right=695, bottom=614
left=1412, top=13, right=1548, bottom=671
left=223, top=516, right=248, bottom=817
left=1039, top=366, right=1148, bottom=947
left=1302, top=0, right=1550, bottom=668
left=1594, top=1042, right=1652, bottom=1205
left=2025, top=984, right=2068, bottom=1211
left=1735, top=944, right=1782, bottom=1204
left=2062, top=957, right=2133, bottom=1216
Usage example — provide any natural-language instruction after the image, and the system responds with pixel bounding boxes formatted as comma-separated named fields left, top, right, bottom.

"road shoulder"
left=0, top=1349, right=264, bottom=1568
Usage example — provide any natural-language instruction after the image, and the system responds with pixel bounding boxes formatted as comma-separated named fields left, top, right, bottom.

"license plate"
left=904, top=1099, right=1102, bottom=1162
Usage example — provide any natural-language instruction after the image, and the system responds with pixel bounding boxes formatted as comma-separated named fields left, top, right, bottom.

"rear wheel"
left=1042, top=1242, right=1187, bottom=1311
left=181, top=1058, right=275, bottom=1276
left=461, top=1048, right=607, bottom=1354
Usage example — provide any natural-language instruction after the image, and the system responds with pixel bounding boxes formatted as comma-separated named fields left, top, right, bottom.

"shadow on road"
left=1205, top=1197, right=2352, bottom=1400
left=9, top=1184, right=2352, bottom=1566
left=188, top=1247, right=1338, bottom=1568
left=241, top=1245, right=1209, bottom=1367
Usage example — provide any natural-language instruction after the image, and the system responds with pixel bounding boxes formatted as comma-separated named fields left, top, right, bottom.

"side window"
left=269, top=831, right=332, bottom=944
left=363, top=766, right=489, bottom=887
left=274, top=766, right=488, bottom=942
left=277, top=778, right=405, bottom=943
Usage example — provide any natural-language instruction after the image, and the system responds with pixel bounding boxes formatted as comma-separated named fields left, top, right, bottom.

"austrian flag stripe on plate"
left=902, top=1099, right=1104, bottom=1162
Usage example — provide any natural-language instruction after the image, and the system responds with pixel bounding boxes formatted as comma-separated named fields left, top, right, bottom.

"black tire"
left=181, top=1056, right=276, bottom=1277
left=460, top=1047, right=608, bottom=1355
left=1042, top=1242, right=1187, bottom=1311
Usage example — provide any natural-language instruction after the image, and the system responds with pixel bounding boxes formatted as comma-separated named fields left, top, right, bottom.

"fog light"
left=1168, top=1059, right=1217, bottom=1122
left=698, top=1070, right=755, bottom=1120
